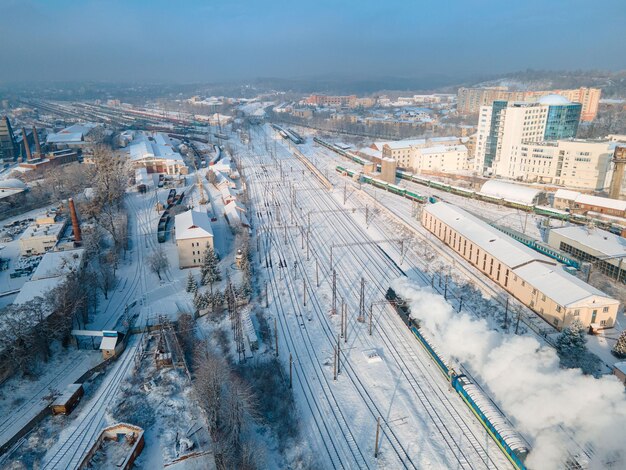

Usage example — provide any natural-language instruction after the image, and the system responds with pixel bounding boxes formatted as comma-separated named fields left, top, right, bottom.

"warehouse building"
left=129, top=133, right=187, bottom=176
left=174, top=210, right=214, bottom=268
left=480, top=180, right=547, bottom=206
left=548, top=225, right=626, bottom=282
left=422, top=202, right=619, bottom=330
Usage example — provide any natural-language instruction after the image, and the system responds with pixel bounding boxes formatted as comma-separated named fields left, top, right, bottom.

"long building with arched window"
left=421, top=202, right=619, bottom=330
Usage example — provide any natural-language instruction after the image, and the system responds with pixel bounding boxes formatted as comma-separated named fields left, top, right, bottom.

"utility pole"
left=340, top=297, right=345, bottom=337
left=504, top=297, right=509, bottom=329
left=306, top=230, right=310, bottom=261
left=369, top=303, right=373, bottom=336
left=458, top=297, right=463, bottom=312
left=289, top=353, right=293, bottom=389
left=343, top=302, right=348, bottom=343
left=331, top=270, right=337, bottom=315
left=337, top=334, right=341, bottom=375
left=515, top=310, right=521, bottom=335
left=358, top=277, right=365, bottom=322
left=343, top=183, right=347, bottom=205
left=365, top=205, right=369, bottom=227
left=374, top=417, right=381, bottom=458
left=303, top=278, right=307, bottom=306
left=330, top=245, right=333, bottom=271
left=333, top=346, right=337, bottom=380
left=444, top=275, right=448, bottom=299
left=316, top=259, right=319, bottom=287
left=274, top=317, right=279, bottom=357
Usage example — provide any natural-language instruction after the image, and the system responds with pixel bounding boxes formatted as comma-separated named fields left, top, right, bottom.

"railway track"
left=261, top=126, right=514, bottom=469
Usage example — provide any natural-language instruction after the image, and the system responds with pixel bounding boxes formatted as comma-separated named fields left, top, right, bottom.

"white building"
left=19, top=221, right=66, bottom=255
left=412, top=144, right=469, bottom=173
left=129, top=133, right=187, bottom=175
left=504, top=139, right=615, bottom=189
left=174, top=210, right=214, bottom=269
left=224, top=200, right=250, bottom=228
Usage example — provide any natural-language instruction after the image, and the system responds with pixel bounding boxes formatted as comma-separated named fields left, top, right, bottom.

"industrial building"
left=129, top=133, right=187, bottom=175
left=19, top=220, right=66, bottom=256
left=422, top=202, right=619, bottom=330
left=548, top=225, right=626, bottom=282
left=46, top=123, right=102, bottom=149
left=553, top=189, right=626, bottom=219
left=174, top=210, right=214, bottom=268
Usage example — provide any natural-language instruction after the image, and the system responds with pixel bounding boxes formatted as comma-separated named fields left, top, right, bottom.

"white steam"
left=392, top=277, right=626, bottom=470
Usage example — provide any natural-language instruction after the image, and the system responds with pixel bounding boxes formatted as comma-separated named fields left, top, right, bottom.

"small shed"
left=100, top=331, right=126, bottom=360
left=51, top=383, right=84, bottom=415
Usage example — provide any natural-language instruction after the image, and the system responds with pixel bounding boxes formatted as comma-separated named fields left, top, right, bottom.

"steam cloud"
left=392, top=277, right=626, bottom=470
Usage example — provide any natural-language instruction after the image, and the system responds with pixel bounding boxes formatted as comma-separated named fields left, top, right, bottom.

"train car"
left=387, top=184, right=406, bottom=196
left=167, top=189, right=177, bottom=205
left=533, top=206, right=570, bottom=221
left=453, top=375, right=529, bottom=469
left=371, top=178, right=388, bottom=190
left=405, top=190, right=426, bottom=203
left=386, top=287, right=530, bottom=470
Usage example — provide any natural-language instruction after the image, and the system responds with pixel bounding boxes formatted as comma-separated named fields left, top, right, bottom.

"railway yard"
left=0, top=99, right=625, bottom=470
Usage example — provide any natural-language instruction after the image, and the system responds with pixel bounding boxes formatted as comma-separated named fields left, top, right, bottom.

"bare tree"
left=148, top=248, right=169, bottom=280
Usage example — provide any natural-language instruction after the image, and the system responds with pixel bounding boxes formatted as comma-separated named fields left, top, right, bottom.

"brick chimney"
left=32, top=125, right=42, bottom=156
left=22, top=127, right=32, bottom=160
left=68, top=198, right=82, bottom=244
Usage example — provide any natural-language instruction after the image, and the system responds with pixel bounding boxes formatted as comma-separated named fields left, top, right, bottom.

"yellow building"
left=422, top=202, right=619, bottom=330
left=174, top=210, right=214, bottom=268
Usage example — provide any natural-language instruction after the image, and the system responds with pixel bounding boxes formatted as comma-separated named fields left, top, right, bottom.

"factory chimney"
left=21, top=127, right=32, bottom=160
left=68, top=198, right=82, bottom=244
left=32, top=125, right=42, bottom=156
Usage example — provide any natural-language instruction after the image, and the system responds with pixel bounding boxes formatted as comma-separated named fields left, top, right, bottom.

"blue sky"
left=0, top=0, right=625, bottom=83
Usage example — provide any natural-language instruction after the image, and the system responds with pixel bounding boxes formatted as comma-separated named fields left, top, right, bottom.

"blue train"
left=386, top=288, right=530, bottom=470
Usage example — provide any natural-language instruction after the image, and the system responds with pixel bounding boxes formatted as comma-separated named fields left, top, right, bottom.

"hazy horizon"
left=1, top=0, right=625, bottom=85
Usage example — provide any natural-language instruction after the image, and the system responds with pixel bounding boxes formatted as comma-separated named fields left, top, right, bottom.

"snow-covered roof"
left=14, top=277, right=65, bottom=305
left=480, top=180, right=545, bottom=205
left=129, top=139, right=183, bottom=162
left=0, top=178, right=27, bottom=190
left=384, top=139, right=426, bottom=150
left=224, top=201, right=250, bottom=227
left=175, top=210, right=214, bottom=240
left=419, top=144, right=467, bottom=155
left=514, top=262, right=615, bottom=307
left=553, top=189, right=626, bottom=211
left=576, top=193, right=626, bottom=212
left=553, top=189, right=580, bottom=201
left=549, top=226, right=626, bottom=258
left=31, top=249, right=85, bottom=281
left=614, top=362, right=626, bottom=375
left=424, top=202, right=553, bottom=268
left=20, top=221, right=65, bottom=241
left=134, top=167, right=152, bottom=186
left=46, top=123, right=98, bottom=144
left=100, top=336, right=118, bottom=350
left=358, top=147, right=381, bottom=159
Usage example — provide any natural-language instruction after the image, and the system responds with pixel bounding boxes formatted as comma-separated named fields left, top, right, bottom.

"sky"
left=1, top=0, right=625, bottom=84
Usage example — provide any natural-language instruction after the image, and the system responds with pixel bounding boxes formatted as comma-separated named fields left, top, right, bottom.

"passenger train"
left=318, top=136, right=624, bottom=235
left=385, top=288, right=530, bottom=470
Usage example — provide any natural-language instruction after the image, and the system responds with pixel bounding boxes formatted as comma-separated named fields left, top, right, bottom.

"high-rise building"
left=457, top=87, right=600, bottom=121
left=0, top=116, right=18, bottom=162
left=474, top=95, right=581, bottom=175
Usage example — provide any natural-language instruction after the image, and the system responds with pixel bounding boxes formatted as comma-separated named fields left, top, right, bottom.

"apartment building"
left=422, top=202, right=619, bottom=330
left=458, top=87, right=601, bottom=121
left=305, top=94, right=357, bottom=108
